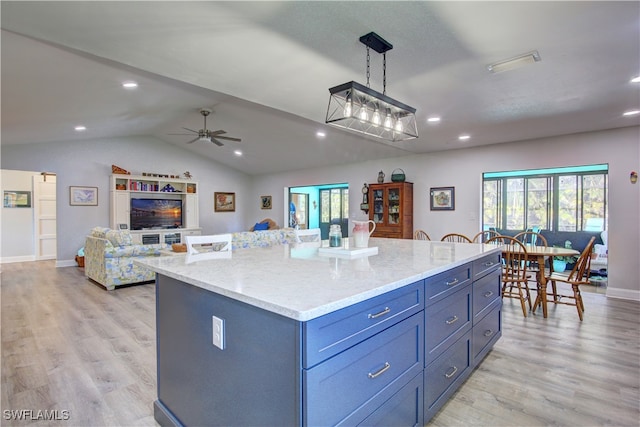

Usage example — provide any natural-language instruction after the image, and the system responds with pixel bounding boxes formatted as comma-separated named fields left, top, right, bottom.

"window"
left=483, top=164, right=608, bottom=232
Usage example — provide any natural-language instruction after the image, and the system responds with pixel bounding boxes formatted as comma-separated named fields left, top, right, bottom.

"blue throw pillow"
left=254, top=222, right=269, bottom=231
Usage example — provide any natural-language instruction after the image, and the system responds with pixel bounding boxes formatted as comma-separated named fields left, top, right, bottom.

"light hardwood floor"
left=1, top=261, right=638, bottom=426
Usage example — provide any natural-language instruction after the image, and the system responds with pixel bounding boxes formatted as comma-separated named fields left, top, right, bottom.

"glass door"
left=319, top=187, right=349, bottom=239
left=372, top=187, right=385, bottom=225
left=387, top=187, right=401, bottom=225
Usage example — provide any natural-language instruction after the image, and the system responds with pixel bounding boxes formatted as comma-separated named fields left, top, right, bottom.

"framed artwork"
left=69, top=186, right=98, bottom=206
left=430, top=186, right=455, bottom=211
left=260, top=195, right=272, bottom=210
left=215, top=192, right=236, bottom=212
left=3, top=190, right=32, bottom=208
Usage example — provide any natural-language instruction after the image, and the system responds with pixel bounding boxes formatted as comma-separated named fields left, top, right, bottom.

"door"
left=319, top=187, right=349, bottom=239
left=290, top=193, right=309, bottom=229
left=33, top=174, right=56, bottom=260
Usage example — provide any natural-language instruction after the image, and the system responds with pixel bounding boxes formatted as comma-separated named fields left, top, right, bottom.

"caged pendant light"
left=326, top=32, right=417, bottom=142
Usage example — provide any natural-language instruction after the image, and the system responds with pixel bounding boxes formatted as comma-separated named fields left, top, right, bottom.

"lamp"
left=326, top=32, right=417, bottom=142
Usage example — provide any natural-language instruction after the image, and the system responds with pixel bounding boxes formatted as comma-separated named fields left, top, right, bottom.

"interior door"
left=290, top=193, right=309, bottom=229
left=319, top=187, right=349, bottom=239
left=33, top=173, right=57, bottom=260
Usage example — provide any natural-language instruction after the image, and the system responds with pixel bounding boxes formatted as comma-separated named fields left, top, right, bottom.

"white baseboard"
left=0, top=255, right=36, bottom=264
left=56, top=259, right=77, bottom=268
left=606, top=287, right=640, bottom=302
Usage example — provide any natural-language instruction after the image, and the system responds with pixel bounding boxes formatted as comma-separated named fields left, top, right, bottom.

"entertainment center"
left=110, top=174, right=201, bottom=244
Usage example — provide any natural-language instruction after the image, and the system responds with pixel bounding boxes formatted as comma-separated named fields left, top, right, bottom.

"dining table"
left=499, top=244, right=580, bottom=318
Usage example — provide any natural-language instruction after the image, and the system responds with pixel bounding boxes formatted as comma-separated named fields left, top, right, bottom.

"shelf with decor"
left=110, top=174, right=200, bottom=240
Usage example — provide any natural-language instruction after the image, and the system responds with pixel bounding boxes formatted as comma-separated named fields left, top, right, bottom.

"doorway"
left=288, top=183, right=349, bottom=239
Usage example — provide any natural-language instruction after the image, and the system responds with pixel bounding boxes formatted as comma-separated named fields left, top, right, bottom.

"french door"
left=319, top=187, right=349, bottom=239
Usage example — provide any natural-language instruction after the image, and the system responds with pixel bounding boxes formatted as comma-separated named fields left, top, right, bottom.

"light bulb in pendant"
left=383, top=111, right=393, bottom=129
left=359, top=107, right=368, bottom=122
left=394, top=119, right=403, bottom=133
left=344, top=94, right=352, bottom=117
left=372, top=109, right=381, bottom=127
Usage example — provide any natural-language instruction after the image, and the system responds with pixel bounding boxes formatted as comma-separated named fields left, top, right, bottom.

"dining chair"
left=534, top=236, right=596, bottom=321
left=414, top=229, right=431, bottom=240
left=441, top=233, right=472, bottom=243
left=487, top=235, right=532, bottom=317
left=185, top=234, right=232, bottom=262
left=513, top=230, right=549, bottom=289
left=472, top=230, right=500, bottom=243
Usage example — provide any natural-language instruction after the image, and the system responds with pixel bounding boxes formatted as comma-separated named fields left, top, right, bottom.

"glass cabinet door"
left=372, top=188, right=384, bottom=224
left=387, top=187, right=401, bottom=225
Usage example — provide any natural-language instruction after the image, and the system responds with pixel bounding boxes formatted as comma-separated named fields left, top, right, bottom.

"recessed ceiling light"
left=631, top=76, right=640, bottom=83
left=623, top=110, right=640, bottom=116
left=458, top=134, right=471, bottom=141
left=74, top=125, right=86, bottom=131
left=122, top=81, right=138, bottom=89
left=427, top=117, right=441, bottom=123
left=234, top=150, right=243, bottom=156
left=316, top=131, right=326, bottom=138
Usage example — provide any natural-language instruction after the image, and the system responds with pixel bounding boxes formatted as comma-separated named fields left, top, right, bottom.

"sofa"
left=231, top=228, right=297, bottom=250
left=84, top=227, right=166, bottom=290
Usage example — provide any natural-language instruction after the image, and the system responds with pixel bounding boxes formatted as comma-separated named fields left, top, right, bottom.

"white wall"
left=1, top=136, right=252, bottom=265
left=0, top=169, right=38, bottom=262
left=249, top=127, right=640, bottom=301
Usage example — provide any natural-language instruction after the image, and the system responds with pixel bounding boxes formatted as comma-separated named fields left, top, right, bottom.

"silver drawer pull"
left=368, top=362, right=391, bottom=379
left=483, top=261, right=495, bottom=267
left=445, top=315, right=459, bottom=325
left=483, top=291, right=494, bottom=298
left=444, top=366, right=458, bottom=379
left=445, top=278, right=459, bottom=286
left=484, top=329, right=494, bottom=337
left=368, top=307, right=391, bottom=319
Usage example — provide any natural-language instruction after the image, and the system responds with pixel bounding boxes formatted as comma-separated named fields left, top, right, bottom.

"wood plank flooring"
left=1, top=261, right=639, bottom=426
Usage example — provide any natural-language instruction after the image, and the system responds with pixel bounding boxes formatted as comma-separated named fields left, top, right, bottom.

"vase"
left=553, top=259, right=567, bottom=272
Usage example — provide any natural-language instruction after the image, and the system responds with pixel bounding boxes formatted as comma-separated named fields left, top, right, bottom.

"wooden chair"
left=414, top=229, right=431, bottom=240
left=513, top=230, right=548, bottom=290
left=534, top=237, right=596, bottom=321
left=185, top=234, right=232, bottom=263
left=441, top=233, right=472, bottom=243
left=472, top=230, right=499, bottom=243
left=487, top=235, right=532, bottom=317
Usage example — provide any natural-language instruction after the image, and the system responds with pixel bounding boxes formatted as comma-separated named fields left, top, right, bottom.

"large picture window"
left=483, top=164, right=608, bottom=232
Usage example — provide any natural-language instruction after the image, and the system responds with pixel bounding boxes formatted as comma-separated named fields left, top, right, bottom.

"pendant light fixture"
left=326, top=32, right=417, bottom=142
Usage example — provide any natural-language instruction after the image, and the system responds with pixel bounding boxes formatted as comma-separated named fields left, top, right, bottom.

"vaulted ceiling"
left=2, top=1, right=639, bottom=175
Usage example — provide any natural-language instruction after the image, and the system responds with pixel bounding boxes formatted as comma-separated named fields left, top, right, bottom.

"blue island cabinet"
left=153, top=252, right=501, bottom=427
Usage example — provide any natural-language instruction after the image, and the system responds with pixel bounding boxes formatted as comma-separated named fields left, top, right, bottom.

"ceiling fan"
left=169, top=108, right=241, bottom=146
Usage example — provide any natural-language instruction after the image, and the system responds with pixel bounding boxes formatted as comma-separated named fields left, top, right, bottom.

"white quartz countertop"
left=135, top=238, right=501, bottom=321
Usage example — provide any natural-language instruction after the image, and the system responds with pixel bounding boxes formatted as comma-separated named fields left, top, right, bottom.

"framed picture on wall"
left=430, top=186, right=455, bottom=211
left=214, top=192, right=235, bottom=212
left=3, top=190, right=31, bottom=208
left=261, top=195, right=272, bottom=210
left=69, top=186, right=98, bottom=206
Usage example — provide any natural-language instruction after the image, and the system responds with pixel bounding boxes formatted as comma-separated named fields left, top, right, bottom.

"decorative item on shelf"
left=112, top=165, right=130, bottom=175
left=377, top=170, right=385, bottom=183
left=391, top=168, right=406, bottom=182
left=115, top=184, right=126, bottom=190
left=325, top=32, right=418, bottom=142
left=160, top=184, right=176, bottom=192
left=186, top=185, right=196, bottom=193
left=360, top=183, right=369, bottom=213
left=184, top=171, right=193, bottom=179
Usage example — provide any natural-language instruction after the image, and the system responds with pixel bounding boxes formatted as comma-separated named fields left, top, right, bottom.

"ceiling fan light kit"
left=326, top=32, right=418, bottom=142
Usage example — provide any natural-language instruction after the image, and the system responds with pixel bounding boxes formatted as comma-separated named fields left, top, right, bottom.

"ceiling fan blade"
left=214, top=136, right=241, bottom=142
left=210, top=138, right=225, bottom=147
left=186, top=136, right=200, bottom=144
left=181, top=127, right=200, bottom=133
left=209, top=130, right=227, bottom=136
left=167, top=133, right=196, bottom=136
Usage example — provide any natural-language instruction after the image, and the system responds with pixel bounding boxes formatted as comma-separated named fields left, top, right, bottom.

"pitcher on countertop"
left=352, top=219, right=376, bottom=248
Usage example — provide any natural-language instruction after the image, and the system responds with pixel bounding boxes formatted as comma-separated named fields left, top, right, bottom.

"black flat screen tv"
left=130, top=198, right=183, bottom=230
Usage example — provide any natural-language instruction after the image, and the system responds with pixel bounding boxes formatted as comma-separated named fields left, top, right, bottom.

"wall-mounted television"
left=130, top=198, right=183, bottom=230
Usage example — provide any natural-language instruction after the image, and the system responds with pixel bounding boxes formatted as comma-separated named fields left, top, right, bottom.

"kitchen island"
left=136, top=238, right=502, bottom=426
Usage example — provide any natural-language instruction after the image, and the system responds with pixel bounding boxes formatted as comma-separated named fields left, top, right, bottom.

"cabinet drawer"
left=304, top=281, right=424, bottom=368
left=304, top=312, right=424, bottom=427
left=473, top=268, right=501, bottom=320
left=424, top=264, right=471, bottom=306
left=354, top=371, right=423, bottom=427
left=473, top=303, right=501, bottom=364
left=425, top=285, right=471, bottom=365
left=472, top=251, right=501, bottom=279
left=424, top=332, right=471, bottom=415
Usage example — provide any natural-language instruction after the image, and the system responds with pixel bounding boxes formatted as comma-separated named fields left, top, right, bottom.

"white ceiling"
left=2, top=1, right=639, bottom=176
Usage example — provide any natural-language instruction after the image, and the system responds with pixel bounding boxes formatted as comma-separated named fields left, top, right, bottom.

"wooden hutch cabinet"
left=368, top=182, right=413, bottom=239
